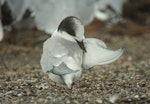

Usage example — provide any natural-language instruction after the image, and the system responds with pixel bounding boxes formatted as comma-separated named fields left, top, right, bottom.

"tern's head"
left=58, top=16, right=85, bottom=42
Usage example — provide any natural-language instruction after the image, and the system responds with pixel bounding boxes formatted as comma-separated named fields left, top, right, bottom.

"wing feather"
left=41, top=37, right=81, bottom=75
left=83, top=38, right=124, bottom=69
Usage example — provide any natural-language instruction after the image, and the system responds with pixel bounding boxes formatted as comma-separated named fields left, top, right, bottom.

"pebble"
left=5, top=90, right=14, bottom=94
left=96, top=98, right=103, bottom=103
left=66, top=100, right=70, bottom=104
left=38, top=83, right=49, bottom=90
left=128, top=56, right=132, bottom=61
left=109, top=94, right=119, bottom=103
left=128, top=99, right=132, bottom=101
left=141, top=94, right=146, bottom=98
left=54, top=89, right=58, bottom=92
left=17, top=93, right=22, bottom=96
left=134, top=95, right=139, bottom=99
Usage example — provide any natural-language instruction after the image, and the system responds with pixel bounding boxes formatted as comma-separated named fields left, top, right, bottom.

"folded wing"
left=82, top=38, right=124, bottom=69
left=40, top=37, right=80, bottom=75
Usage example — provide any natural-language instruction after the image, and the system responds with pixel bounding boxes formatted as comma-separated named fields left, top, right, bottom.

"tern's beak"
left=76, top=40, right=86, bottom=53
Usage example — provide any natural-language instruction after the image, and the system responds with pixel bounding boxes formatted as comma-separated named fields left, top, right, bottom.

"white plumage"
left=41, top=31, right=83, bottom=89
left=82, top=38, right=124, bottom=69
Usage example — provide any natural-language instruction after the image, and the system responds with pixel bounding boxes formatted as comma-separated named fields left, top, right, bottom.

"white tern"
left=40, top=16, right=124, bottom=89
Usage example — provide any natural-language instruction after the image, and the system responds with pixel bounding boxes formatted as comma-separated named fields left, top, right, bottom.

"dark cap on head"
left=58, top=16, right=80, bottom=37
left=58, top=16, right=86, bottom=52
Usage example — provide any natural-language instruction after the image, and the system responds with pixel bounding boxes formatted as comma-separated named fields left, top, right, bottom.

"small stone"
left=109, top=94, right=119, bottom=103
left=37, top=98, right=45, bottom=102
left=46, top=96, right=52, bottom=100
left=96, top=98, right=103, bottom=103
left=54, top=89, right=57, bottom=92
left=5, top=90, right=14, bottom=94
left=141, top=94, right=146, bottom=98
left=39, top=83, right=49, bottom=90
left=66, top=100, right=70, bottom=104
left=128, top=56, right=132, bottom=61
left=134, top=95, right=139, bottom=99
left=128, top=99, right=132, bottom=101
left=17, top=93, right=22, bottom=97
left=73, top=100, right=79, bottom=103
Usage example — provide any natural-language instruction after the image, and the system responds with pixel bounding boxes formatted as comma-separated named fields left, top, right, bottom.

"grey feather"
left=47, top=62, right=79, bottom=75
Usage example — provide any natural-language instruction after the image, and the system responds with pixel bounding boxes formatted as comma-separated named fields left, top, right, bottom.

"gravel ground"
left=0, top=20, right=150, bottom=104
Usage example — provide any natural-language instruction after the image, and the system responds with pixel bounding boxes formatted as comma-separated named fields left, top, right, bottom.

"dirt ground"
left=0, top=19, right=150, bottom=104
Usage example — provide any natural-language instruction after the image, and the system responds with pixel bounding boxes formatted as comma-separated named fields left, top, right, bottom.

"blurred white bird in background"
left=0, top=18, right=3, bottom=41
left=5, top=0, right=30, bottom=24
left=0, top=0, right=126, bottom=41
left=0, top=0, right=4, bottom=41
left=40, top=16, right=124, bottom=89
left=30, top=0, right=97, bottom=34
left=0, top=13, right=3, bottom=41
left=96, top=0, right=126, bottom=21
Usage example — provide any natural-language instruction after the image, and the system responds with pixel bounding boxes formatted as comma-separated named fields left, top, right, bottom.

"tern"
left=40, top=16, right=124, bottom=89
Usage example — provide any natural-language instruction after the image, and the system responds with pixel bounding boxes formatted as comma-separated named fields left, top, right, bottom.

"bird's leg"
left=54, top=82, right=57, bottom=87
left=71, top=82, right=75, bottom=90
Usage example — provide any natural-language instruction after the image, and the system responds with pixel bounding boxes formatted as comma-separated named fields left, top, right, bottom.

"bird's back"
left=40, top=35, right=83, bottom=73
